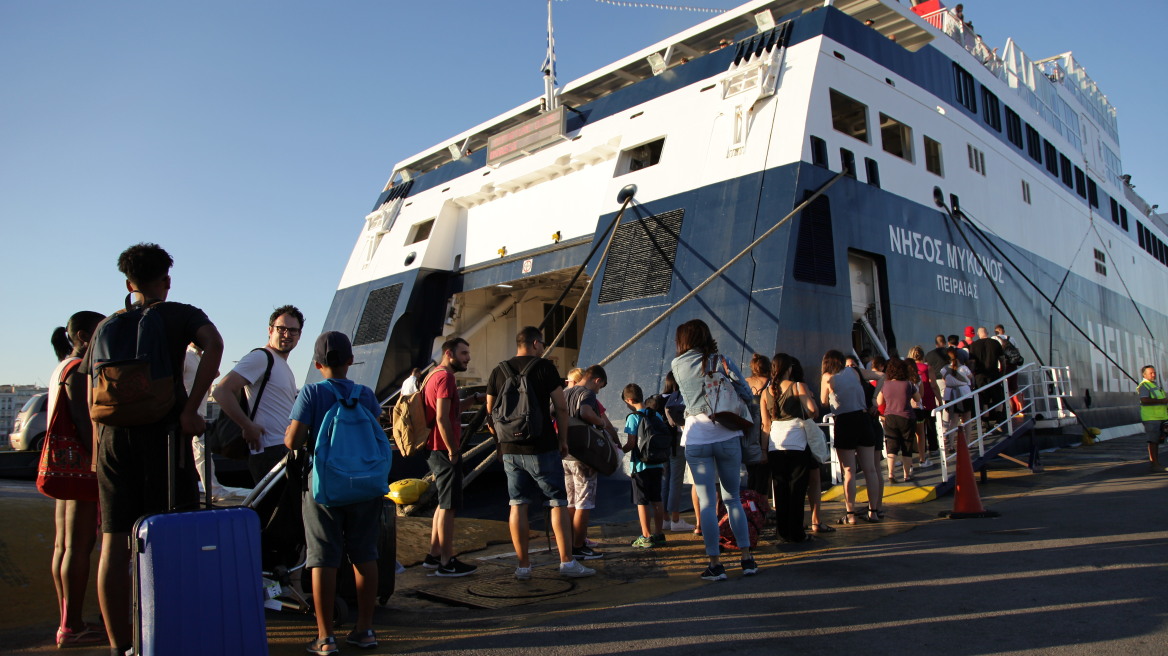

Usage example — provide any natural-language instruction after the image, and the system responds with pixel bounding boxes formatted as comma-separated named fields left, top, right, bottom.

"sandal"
left=346, top=628, right=378, bottom=650
left=56, top=623, right=106, bottom=648
left=306, top=636, right=339, bottom=655
left=809, top=523, right=836, bottom=533
left=887, top=476, right=896, bottom=484
left=865, top=507, right=883, bottom=523
left=837, top=511, right=858, bottom=525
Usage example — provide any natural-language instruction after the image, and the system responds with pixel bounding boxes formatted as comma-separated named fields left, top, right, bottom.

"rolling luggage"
left=132, top=429, right=269, bottom=655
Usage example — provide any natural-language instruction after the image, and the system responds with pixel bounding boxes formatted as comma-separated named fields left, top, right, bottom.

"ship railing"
left=822, top=362, right=1073, bottom=485
left=919, top=8, right=1004, bottom=79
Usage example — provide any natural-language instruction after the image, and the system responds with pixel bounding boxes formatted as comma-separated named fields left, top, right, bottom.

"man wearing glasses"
left=213, top=305, right=305, bottom=482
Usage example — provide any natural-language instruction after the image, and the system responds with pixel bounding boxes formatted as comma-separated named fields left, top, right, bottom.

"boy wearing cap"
left=285, top=331, right=383, bottom=654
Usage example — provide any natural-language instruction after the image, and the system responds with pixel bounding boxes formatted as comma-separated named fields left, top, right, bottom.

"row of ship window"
left=823, top=83, right=1168, bottom=273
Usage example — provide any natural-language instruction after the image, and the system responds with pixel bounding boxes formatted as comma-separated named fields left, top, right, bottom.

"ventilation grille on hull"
left=792, top=194, right=836, bottom=286
left=598, top=209, right=684, bottom=304
left=353, top=283, right=404, bottom=346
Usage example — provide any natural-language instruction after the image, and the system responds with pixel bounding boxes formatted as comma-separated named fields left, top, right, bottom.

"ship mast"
left=541, top=0, right=558, bottom=111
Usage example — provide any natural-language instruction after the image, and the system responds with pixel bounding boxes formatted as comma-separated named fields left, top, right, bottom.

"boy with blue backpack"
left=285, top=331, right=390, bottom=654
left=621, top=383, right=670, bottom=548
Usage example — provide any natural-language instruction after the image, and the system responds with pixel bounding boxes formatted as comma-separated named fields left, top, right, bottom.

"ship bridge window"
left=406, top=219, right=435, bottom=245
left=616, top=138, right=665, bottom=176
left=1043, top=141, right=1059, bottom=177
left=597, top=209, right=683, bottom=304
left=829, top=90, right=869, bottom=143
left=879, top=113, right=913, bottom=162
left=1005, top=107, right=1023, bottom=149
left=924, top=136, right=943, bottom=177
left=1074, top=167, right=1086, bottom=198
left=953, top=64, right=977, bottom=113
left=1025, top=125, right=1042, bottom=163
left=1120, top=205, right=1128, bottom=231
left=1110, top=197, right=1120, bottom=225
left=981, top=87, right=1002, bottom=132
left=1088, top=177, right=1099, bottom=208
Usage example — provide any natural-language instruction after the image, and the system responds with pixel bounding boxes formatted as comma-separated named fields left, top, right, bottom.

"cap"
left=964, top=326, right=976, bottom=338
left=314, top=331, right=353, bottom=367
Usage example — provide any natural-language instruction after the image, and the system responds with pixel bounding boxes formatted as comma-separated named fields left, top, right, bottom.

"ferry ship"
left=314, top=0, right=1166, bottom=414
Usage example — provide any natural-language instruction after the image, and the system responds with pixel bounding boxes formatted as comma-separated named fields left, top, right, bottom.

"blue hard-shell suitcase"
left=131, top=431, right=269, bottom=655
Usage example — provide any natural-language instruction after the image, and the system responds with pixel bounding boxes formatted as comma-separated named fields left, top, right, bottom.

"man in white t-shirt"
left=212, top=305, right=304, bottom=483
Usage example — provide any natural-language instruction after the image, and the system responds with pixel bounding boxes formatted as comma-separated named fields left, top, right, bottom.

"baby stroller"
left=242, top=451, right=397, bottom=626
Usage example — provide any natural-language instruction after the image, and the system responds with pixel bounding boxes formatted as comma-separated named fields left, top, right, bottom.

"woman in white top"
left=761, top=353, right=819, bottom=543
left=670, top=319, right=757, bottom=581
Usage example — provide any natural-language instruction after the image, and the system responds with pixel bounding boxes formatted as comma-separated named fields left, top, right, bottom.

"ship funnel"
left=933, top=186, right=947, bottom=209
left=617, top=184, right=637, bottom=204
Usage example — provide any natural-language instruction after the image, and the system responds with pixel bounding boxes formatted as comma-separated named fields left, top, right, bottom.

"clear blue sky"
left=2, top=0, right=1164, bottom=388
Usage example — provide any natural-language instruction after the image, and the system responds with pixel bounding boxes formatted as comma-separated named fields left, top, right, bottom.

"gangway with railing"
left=821, top=363, right=1076, bottom=496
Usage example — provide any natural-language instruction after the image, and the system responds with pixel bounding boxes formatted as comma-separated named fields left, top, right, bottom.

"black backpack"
left=1002, top=340, right=1024, bottom=367
left=635, top=408, right=673, bottom=465
left=490, top=359, right=544, bottom=445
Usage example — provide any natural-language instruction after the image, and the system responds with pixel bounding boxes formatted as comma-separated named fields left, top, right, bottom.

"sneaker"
left=514, top=566, right=532, bottom=581
left=631, top=535, right=654, bottom=549
left=918, top=458, right=933, bottom=468
left=669, top=519, right=695, bottom=531
left=394, top=560, right=407, bottom=575
left=700, top=564, right=727, bottom=581
left=56, top=624, right=106, bottom=648
left=741, top=558, right=759, bottom=576
left=435, top=557, right=478, bottom=577
left=559, top=559, right=596, bottom=578
left=422, top=553, right=441, bottom=570
left=651, top=533, right=667, bottom=546
left=584, top=537, right=599, bottom=548
left=572, top=545, right=604, bottom=560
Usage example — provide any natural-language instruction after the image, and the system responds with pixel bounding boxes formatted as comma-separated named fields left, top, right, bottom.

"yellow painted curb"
left=822, top=484, right=937, bottom=504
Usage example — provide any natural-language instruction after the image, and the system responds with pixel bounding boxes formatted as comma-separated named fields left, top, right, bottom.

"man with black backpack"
left=486, top=326, right=594, bottom=579
left=212, top=305, right=305, bottom=482
left=83, top=243, right=224, bottom=655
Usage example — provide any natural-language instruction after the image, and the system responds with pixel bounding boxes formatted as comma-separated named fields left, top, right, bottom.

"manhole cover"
left=467, top=576, right=576, bottom=599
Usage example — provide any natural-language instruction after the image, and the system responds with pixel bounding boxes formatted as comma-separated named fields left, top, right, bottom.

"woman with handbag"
left=761, top=353, right=820, bottom=543
left=820, top=349, right=882, bottom=524
left=43, top=312, right=107, bottom=648
left=670, top=319, right=757, bottom=581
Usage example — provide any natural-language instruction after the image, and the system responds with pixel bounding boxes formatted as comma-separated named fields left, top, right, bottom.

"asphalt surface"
left=3, top=433, right=1166, bottom=655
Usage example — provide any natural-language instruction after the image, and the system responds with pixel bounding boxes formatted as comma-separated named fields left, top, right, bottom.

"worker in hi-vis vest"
left=1137, top=365, right=1168, bottom=473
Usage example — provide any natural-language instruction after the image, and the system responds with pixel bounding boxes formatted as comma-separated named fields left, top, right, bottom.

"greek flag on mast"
left=541, top=0, right=558, bottom=110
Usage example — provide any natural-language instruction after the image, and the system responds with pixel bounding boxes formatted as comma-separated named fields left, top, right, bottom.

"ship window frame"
left=1074, top=167, right=1086, bottom=198
left=923, top=136, right=943, bottom=177
left=1043, top=140, right=1059, bottom=176
left=981, top=87, right=1002, bottom=132
left=1005, top=107, right=1023, bottom=149
left=878, top=112, right=914, bottom=163
left=953, top=64, right=977, bottom=113
left=1110, top=197, right=1120, bottom=224
left=1021, top=179, right=1031, bottom=205
left=615, top=137, right=665, bottom=176
left=864, top=157, right=880, bottom=188
left=1120, top=206, right=1129, bottom=231
left=840, top=148, right=857, bottom=178
left=829, top=89, right=870, bottom=144
left=406, top=218, right=435, bottom=245
left=1088, top=177, right=1099, bottom=208
left=967, top=144, right=985, bottom=176
left=1025, top=125, right=1042, bottom=162
left=810, top=135, right=829, bottom=167
left=1060, top=154, right=1073, bottom=188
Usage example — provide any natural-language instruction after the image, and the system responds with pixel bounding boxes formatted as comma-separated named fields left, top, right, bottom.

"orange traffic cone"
left=942, top=427, right=1000, bottom=519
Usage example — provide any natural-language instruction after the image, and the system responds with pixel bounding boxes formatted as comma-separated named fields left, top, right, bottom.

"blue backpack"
left=311, top=381, right=392, bottom=507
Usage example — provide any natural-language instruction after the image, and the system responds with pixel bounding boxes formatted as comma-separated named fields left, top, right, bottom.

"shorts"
left=503, top=451, right=567, bottom=507
left=563, top=460, right=597, bottom=510
left=427, top=450, right=464, bottom=511
left=302, top=493, right=381, bottom=569
left=631, top=468, right=664, bottom=505
left=883, top=415, right=916, bottom=457
left=97, top=424, right=199, bottom=534
left=832, top=410, right=876, bottom=450
left=1144, top=420, right=1167, bottom=444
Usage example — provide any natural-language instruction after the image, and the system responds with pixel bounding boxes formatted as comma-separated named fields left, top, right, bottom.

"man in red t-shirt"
left=421, top=337, right=484, bottom=577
